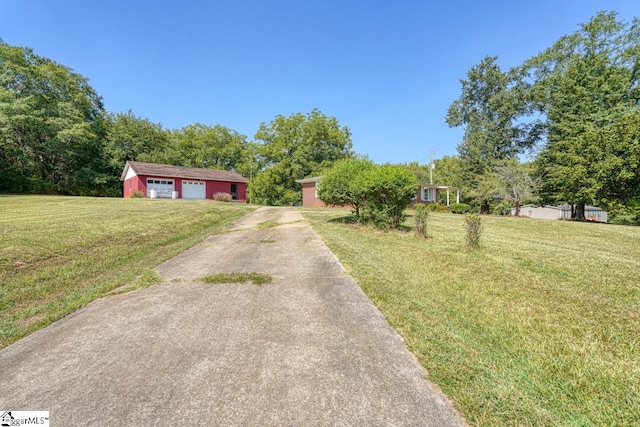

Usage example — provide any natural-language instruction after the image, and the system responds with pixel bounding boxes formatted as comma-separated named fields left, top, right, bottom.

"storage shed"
left=297, top=176, right=326, bottom=207
left=512, top=204, right=608, bottom=223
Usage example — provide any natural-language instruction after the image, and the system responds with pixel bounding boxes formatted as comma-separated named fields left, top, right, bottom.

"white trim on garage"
left=124, top=167, right=137, bottom=181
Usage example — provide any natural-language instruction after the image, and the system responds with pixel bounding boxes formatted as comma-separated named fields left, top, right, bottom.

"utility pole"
left=429, top=150, right=434, bottom=185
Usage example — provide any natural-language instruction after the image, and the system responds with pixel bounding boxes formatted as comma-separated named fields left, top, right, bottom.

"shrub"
left=465, top=213, right=483, bottom=249
left=361, top=164, right=417, bottom=229
left=491, top=200, right=513, bottom=216
left=450, top=203, right=471, bottom=214
left=213, top=192, right=233, bottom=202
left=130, top=190, right=145, bottom=198
left=608, top=204, right=640, bottom=225
left=317, top=156, right=374, bottom=221
left=318, top=161, right=416, bottom=229
left=425, top=203, right=450, bottom=213
left=609, top=213, right=640, bottom=225
left=414, top=204, right=429, bottom=238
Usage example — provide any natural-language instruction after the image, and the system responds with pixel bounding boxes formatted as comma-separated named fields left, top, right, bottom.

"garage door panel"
left=147, top=178, right=174, bottom=198
left=182, top=181, right=206, bottom=199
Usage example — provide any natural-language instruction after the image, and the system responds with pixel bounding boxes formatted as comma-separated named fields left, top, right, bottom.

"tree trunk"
left=480, top=200, right=490, bottom=214
left=575, top=202, right=585, bottom=220
left=515, top=200, right=521, bottom=216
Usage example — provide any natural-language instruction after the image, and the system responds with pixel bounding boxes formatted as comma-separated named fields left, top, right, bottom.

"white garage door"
left=147, top=178, right=174, bottom=198
left=182, top=181, right=206, bottom=199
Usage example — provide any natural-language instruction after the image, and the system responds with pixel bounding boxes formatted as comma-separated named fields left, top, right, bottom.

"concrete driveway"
left=0, top=207, right=464, bottom=426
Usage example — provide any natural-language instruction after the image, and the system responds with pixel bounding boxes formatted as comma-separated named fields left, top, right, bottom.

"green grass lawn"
left=0, top=195, right=254, bottom=348
left=301, top=208, right=640, bottom=426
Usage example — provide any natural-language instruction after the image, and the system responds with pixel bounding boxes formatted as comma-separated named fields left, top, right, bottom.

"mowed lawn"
left=0, top=195, right=254, bottom=349
left=301, top=208, right=640, bottom=427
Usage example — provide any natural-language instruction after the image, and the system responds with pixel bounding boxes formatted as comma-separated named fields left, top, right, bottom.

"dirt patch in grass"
left=202, top=273, right=273, bottom=285
left=256, top=221, right=281, bottom=229
left=255, top=219, right=304, bottom=229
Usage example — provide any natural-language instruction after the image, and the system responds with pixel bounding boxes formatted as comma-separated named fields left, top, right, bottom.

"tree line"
left=0, top=39, right=353, bottom=203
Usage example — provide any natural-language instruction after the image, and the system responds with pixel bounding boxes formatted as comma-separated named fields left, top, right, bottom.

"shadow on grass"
left=328, top=215, right=413, bottom=233
left=328, top=215, right=359, bottom=225
left=395, top=224, right=413, bottom=233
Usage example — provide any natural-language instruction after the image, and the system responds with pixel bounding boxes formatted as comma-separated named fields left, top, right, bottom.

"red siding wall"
left=123, top=175, right=247, bottom=202
left=206, top=181, right=247, bottom=202
left=123, top=175, right=146, bottom=197
left=207, top=181, right=228, bottom=199
left=236, top=183, right=247, bottom=201
left=301, top=182, right=326, bottom=207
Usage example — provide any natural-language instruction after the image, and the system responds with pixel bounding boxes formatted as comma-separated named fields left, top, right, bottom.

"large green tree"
left=446, top=56, right=538, bottom=212
left=489, top=160, right=539, bottom=216
left=104, top=111, right=171, bottom=169
left=167, top=123, right=255, bottom=178
left=0, top=40, right=109, bottom=195
left=528, top=11, right=640, bottom=218
left=168, top=124, right=244, bottom=169
left=591, top=110, right=640, bottom=204
left=251, top=109, right=353, bottom=205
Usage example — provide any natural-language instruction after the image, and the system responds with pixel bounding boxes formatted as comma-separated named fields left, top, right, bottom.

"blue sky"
left=1, top=1, right=638, bottom=164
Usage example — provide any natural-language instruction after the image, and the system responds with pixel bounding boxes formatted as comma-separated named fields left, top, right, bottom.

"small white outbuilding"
left=511, top=204, right=608, bottom=223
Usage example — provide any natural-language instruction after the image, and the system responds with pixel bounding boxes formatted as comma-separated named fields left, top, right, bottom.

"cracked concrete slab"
left=0, top=207, right=465, bottom=426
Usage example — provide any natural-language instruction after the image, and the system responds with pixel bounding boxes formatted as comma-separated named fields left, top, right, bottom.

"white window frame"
left=421, top=187, right=436, bottom=202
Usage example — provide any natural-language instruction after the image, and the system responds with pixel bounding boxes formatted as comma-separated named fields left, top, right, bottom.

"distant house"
left=412, top=184, right=460, bottom=207
left=121, top=161, right=248, bottom=201
left=512, top=204, right=608, bottom=223
left=296, top=177, right=460, bottom=208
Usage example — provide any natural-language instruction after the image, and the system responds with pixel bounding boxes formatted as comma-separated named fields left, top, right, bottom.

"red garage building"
left=121, top=161, right=248, bottom=201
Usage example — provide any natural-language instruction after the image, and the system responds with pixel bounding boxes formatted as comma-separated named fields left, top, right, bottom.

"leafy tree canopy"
left=0, top=39, right=108, bottom=195
left=527, top=11, right=640, bottom=216
left=104, top=111, right=170, bottom=168
left=167, top=123, right=254, bottom=177
left=488, top=160, right=539, bottom=216
left=251, top=109, right=353, bottom=205
left=446, top=56, right=539, bottom=211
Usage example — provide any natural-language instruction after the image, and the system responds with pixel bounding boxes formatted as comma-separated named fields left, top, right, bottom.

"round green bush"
left=450, top=203, right=471, bottom=214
